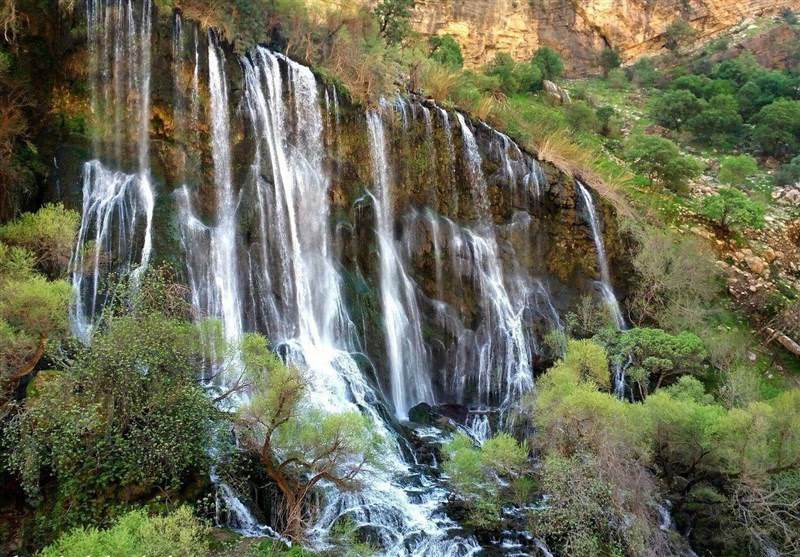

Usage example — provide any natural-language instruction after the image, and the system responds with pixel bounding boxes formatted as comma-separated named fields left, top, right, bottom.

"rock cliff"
left=318, top=0, right=800, bottom=72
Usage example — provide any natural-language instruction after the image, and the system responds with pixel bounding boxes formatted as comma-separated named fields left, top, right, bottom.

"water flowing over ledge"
left=66, top=4, right=627, bottom=553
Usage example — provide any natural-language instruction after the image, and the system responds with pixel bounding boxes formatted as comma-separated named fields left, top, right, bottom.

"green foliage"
left=0, top=203, right=79, bottom=278
left=700, top=187, right=765, bottom=229
left=39, top=507, right=210, bottom=557
left=663, top=20, right=699, bottom=52
left=238, top=334, right=381, bottom=538
left=626, top=225, right=719, bottom=331
left=556, top=339, right=610, bottom=390
left=442, top=433, right=529, bottom=529
left=564, top=100, right=598, bottom=133
left=532, top=47, right=564, bottom=81
left=428, top=35, right=463, bottom=69
left=626, top=135, right=703, bottom=192
left=629, top=57, right=658, bottom=87
left=686, top=94, right=743, bottom=146
left=484, top=53, right=542, bottom=96
left=375, top=0, right=414, bottom=45
left=595, top=327, right=707, bottom=397
left=606, top=67, right=627, bottom=90
left=6, top=270, right=214, bottom=533
left=718, top=155, right=759, bottom=187
left=598, top=47, right=621, bottom=77
left=750, top=98, right=800, bottom=159
left=774, top=156, right=800, bottom=186
left=650, top=89, right=704, bottom=129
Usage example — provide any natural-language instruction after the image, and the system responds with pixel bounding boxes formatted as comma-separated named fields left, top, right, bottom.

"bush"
left=606, top=68, right=628, bottom=89
left=532, top=47, right=564, bottom=81
left=686, top=94, right=743, bottom=146
left=700, top=187, right=765, bottom=229
left=718, top=155, right=758, bottom=187
left=774, top=156, right=800, bottom=186
left=599, top=47, right=621, bottom=77
left=429, top=34, right=464, bottom=69
left=558, top=339, right=610, bottom=390
left=664, top=20, right=699, bottom=52
left=650, top=89, right=704, bottom=129
left=39, top=507, right=210, bottom=557
left=629, top=57, right=658, bottom=87
left=626, top=135, right=704, bottom=192
left=750, top=98, right=800, bottom=159
left=565, top=100, right=598, bottom=133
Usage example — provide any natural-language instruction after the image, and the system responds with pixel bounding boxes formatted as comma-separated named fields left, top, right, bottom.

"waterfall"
left=71, top=0, right=155, bottom=335
left=577, top=182, right=626, bottom=331
left=367, top=110, right=435, bottom=419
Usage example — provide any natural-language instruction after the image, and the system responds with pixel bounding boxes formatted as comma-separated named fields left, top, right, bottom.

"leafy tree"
left=750, top=98, right=800, bottom=159
left=711, top=52, right=764, bottom=86
left=595, top=327, right=706, bottom=397
left=599, top=47, right=621, bottom=77
left=429, top=34, right=463, bottom=69
left=0, top=203, right=79, bottom=278
left=700, top=187, right=765, bottom=229
left=629, top=57, right=658, bottom=87
left=626, top=135, right=703, bottom=192
left=625, top=225, right=719, bottom=330
left=442, top=433, right=529, bottom=529
left=555, top=339, right=610, bottom=390
left=236, top=333, right=381, bottom=539
left=718, top=155, right=759, bottom=187
left=565, top=100, right=598, bottom=133
left=6, top=269, right=214, bottom=532
left=375, top=0, right=414, bottom=45
left=686, top=94, right=743, bottom=146
left=485, top=52, right=521, bottom=95
left=663, top=20, right=699, bottom=52
left=39, top=507, right=209, bottom=557
left=532, top=46, right=564, bottom=81
left=649, top=89, right=704, bottom=129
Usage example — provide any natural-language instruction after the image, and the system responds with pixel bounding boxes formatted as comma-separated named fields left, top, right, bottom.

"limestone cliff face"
left=351, top=0, right=800, bottom=72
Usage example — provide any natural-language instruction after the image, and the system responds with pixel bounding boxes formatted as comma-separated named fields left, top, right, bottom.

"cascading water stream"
left=577, top=182, right=626, bottom=331
left=367, top=110, right=435, bottom=419
left=71, top=0, right=155, bottom=337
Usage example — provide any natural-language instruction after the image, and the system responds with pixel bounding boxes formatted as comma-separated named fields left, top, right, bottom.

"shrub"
left=663, top=20, right=699, bottom=52
left=599, top=47, right=621, bottom=77
left=429, top=34, right=464, bottom=69
left=626, top=135, right=703, bottom=192
left=606, top=68, right=628, bottom=89
left=686, top=94, right=743, bottom=146
left=774, top=156, right=800, bottom=186
left=532, top=46, right=564, bottom=81
left=750, top=98, right=800, bottom=159
left=39, top=507, right=210, bottom=557
left=718, top=155, right=759, bottom=187
left=558, top=339, right=610, bottom=390
left=650, top=89, right=704, bottom=129
left=700, top=187, right=765, bottom=230
left=565, top=100, right=598, bottom=133
left=629, top=57, right=658, bottom=87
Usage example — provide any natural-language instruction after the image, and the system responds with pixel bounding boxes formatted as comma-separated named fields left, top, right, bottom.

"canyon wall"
left=316, top=0, right=800, bottom=72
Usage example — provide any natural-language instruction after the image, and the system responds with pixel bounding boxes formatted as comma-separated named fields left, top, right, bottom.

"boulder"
left=408, top=402, right=438, bottom=425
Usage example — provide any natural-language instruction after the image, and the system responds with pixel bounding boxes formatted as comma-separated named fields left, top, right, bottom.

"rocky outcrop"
left=317, top=0, right=800, bottom=72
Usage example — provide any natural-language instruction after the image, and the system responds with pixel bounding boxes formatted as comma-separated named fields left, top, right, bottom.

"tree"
left=629, top=57, right=658, bottom=87
left=750, top=98, right=800, bottom=159
left=6, top=269, right=215, bottom=533
left=532, top=46, right=564, bottom=81
left=649, top=89, right=704, bottom=130
left=663, top=20, right=698, bottom=53
left=236, top=333, right=380, bottom=539
left=700, top=187, right=765, bottom=229
left=429, top=34, right=463, bottom=69
left=599, top=47, right=621, bottom=77
left=718, top=155, right=759, bottom=187
left=556, top=339, right=610, bottom=390
left=375, top=0, right=414, bottom=45
left=626, top=135, right=703, bottom=192
left=442, top=433, right=529, bottom=529
left=686, top=94, right=743, bottom=146
left=774, top=156, right=800, bottom=186
left=485, top=52, right=521, bottom=96
left=565, top=100, right=598, bottom=133
left=0, top=203, right=79, bottom=278
left=625, top=225, right=719, bottom=330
